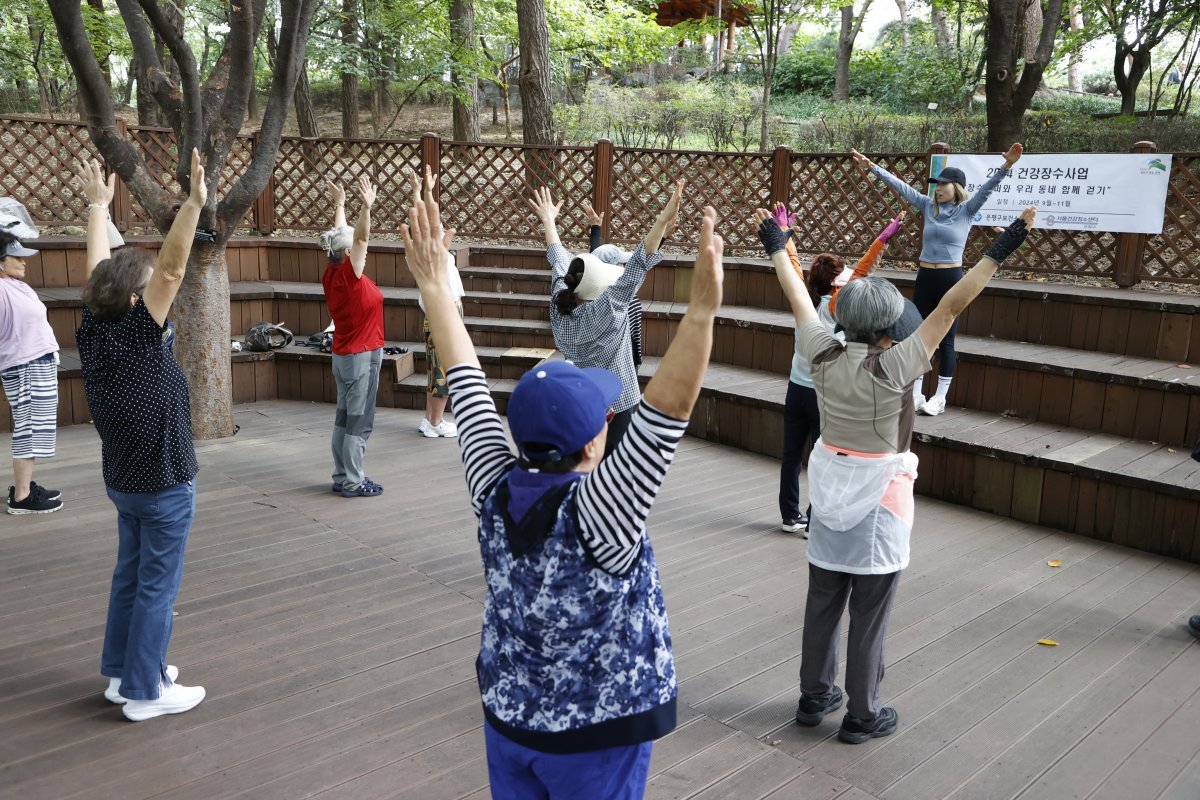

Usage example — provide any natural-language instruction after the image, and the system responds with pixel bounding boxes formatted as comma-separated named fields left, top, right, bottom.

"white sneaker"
left=106, top=664, right=179, bottom=703
left=122, top=680, right=205, bottom=721
left=418, top=419, right=440, bottom=438
left=912, top=393, right=926, bottom=408
left=920, top=397, right=947, bottom=416
left=434, top=420, right=458, bottom=438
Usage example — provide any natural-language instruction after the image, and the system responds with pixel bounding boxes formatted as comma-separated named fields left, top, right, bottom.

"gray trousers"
left=331, top=348, right=382, bottom=489
left=800, top=563, right=901, bottom=720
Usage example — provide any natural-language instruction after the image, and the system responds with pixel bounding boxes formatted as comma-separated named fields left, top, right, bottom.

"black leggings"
left=911, top=266, right=963, bottom=378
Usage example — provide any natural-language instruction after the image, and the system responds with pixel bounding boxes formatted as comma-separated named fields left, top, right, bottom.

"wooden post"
left=420, top=132, right=442, bottom=204
left=769, top=145, right=792, bottom=208
left=592, top=138, right=614, bottom=241
left=111, top=119, right=133, bottom=231
left=252, top=130, right=275, bottom=235
left=1113, top=140, right=1157, bottom=288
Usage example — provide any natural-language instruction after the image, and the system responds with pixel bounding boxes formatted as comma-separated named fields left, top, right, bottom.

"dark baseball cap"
left=506, top=360, right=623, bottom=462
left=928, top=166, right=967, bottom=186
left=883, top=298, right=923, bottom=342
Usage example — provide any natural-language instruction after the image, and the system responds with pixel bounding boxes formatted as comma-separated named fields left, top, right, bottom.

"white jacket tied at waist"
left=806, top=439, right=919, bottom=575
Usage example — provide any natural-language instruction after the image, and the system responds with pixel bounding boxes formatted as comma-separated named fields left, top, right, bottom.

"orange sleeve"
left=785, top=236, right=803, bottom=278
left=830, top=237, right=886, bottom=315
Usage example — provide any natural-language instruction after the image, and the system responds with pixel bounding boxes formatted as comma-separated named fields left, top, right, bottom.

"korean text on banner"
left=931, top=153, right=1173, bottom=235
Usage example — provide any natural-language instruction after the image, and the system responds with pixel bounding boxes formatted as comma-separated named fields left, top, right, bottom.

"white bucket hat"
left=571, top=252, right=625, bottom=301
left=591, top=243, right=633, bottom=265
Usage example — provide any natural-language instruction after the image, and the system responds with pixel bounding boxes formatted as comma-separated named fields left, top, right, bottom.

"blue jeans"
left=484, top=720, right=653, bottom=800
left=100, top=480, right=196, bottom=700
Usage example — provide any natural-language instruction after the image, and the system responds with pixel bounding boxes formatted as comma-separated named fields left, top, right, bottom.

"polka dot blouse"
left=76, top=300, right=198, bottom=492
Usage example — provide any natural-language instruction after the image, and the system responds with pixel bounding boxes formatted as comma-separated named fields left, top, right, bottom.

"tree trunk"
left=895, top=0, right=911, bottom=48
left=451, top=0, right=481, bottom=141
left=1067, top=1, right=1083, bottom=93
left=86, top=0, right=112, bottom=89
left=778, top=21, right=801, bottom=55
left=1115, top=44, right=1151, bottom=116
left=515, top=0, right=555, bottom=145
left=759, top=78, right=772, bottom=152
left=833, top=5, right=856, bottom=102
left=341, top=0, right=360, bottom=138
left=985, top=0, right=1065, bottom=149
left=294, top=62, right=320, bottom=137
left=174, top=243, right=235, bottom=439
left=931, top=0, right=952, bottom=48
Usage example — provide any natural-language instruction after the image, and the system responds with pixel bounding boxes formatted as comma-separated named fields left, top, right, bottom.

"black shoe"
left=7, top=485, right=63, bottom=515
left=1188, top=615, right=1200, bottom=639
left=838, top=707, right=899, bottom=744
left=28, top=481, right=60, bottom=501
left=795, top=685, right=844, bottom=726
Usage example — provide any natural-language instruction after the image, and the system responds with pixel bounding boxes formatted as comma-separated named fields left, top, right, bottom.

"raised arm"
left=916, top=207, right=1035, bottom=359
left=642, top=178, right=684, bottom=256
left=142, top=149, right=205, bottom=327
left=757, top=208, right=816, bottom=328
left=963, top=143, right=1023, bottom=216
left=349, top=176, right=374, bottom=278
left=641, top=206, right=723, bottom=420
left=526, top=187, right=563, bottom=248
left=74, top=159, right=116, bottom=278
left=828, top=212, right=905, bottom=314
left=852, top=149, right=930, bottom=213
left=583, top=200, right=603, bottom=251
left=327, top=181, right=347, bottom=229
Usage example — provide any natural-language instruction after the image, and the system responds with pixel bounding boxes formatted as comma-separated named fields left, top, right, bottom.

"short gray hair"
left=835, top=277, right=904, bottom=342
left=81, top=249, right=155, bottom=322
left=317, top=226, right=354, bottom=262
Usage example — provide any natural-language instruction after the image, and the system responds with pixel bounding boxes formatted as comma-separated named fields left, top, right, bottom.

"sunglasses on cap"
left=605, top=409, right=616, bottom=423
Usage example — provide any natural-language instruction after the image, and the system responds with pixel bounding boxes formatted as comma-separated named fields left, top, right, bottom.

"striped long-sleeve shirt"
left=447, top=363, right=688, bottom=575
left=549, top=242, right=659, bottom=413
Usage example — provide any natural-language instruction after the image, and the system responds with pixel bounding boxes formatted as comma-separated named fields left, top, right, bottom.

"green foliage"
left=557, top=81, right=763, bottom=151
left=771, top=33, right=838, bottom=95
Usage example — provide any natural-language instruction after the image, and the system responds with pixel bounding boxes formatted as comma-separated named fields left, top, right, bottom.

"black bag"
left=245, top=322, right=294, bottom=352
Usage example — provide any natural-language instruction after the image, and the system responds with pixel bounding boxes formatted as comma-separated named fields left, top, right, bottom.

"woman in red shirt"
left=320, top=177, right=384, bottom=498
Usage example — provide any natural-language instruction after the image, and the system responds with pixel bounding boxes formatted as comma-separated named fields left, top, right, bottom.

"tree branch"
left=136, top=0, right=202, bottom=185
left=219, top=0, right=319, bottom=229
left=206, top=0, right=266, bottom=215
left=112, top=0, right=182, bottom=131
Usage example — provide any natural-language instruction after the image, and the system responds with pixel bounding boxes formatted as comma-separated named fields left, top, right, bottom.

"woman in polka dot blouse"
left=75, top=152, right=208, bottom=722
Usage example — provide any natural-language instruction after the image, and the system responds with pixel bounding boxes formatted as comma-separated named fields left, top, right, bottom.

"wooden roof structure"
left=655, top=0, right=752, bottom=26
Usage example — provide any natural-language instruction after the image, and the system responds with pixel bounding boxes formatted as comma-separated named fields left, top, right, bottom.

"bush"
left=557, top=81, right=763, bottom=151
left=772, top=34, right=837, bottom=96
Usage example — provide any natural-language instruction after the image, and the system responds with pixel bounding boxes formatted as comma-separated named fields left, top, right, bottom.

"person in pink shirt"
left=0, top=231, right=62, bottom=514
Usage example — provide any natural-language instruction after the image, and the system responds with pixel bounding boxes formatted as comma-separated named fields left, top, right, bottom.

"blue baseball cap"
left=507, top=360, right=623, bottom=461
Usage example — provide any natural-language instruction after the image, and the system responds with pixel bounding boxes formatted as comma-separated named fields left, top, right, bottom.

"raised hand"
left=1003, top=142, right=1024, bottom=168
left=357, top=175, right=376, bottom=208
left=850, top=149, right=874, bottom=171
left=656, top=178, right=685, bottom=228
left=75, top=158, right=115, bottom=208
left=771, top=202, right=797, bottom=230
left=690, top=206, right=724, bottom=315
left=326, top=181, right=346, bottom=207
left=401, top=176, right=450, bottom=290
left=879, top=210, right=907, bottom=244
left=756, top=208, right=790, bottom=256
left=984, top=206, right=1036, bottom=264
left=187, top=148, right=206, bottom=207
left=525, top=187, right=563, bottom=224
left=582, top=200, right=604, bottom=228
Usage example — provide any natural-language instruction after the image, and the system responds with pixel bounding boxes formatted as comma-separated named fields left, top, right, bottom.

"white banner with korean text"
left=931, top=153, right=1173, bottom=234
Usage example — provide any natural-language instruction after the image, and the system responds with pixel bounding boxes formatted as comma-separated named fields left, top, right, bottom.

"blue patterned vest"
left=476, top=469, right=677, bottom=754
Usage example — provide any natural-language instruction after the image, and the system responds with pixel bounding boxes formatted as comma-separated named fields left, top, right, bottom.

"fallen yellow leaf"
left=1047, top=559, right=1062, bottom=567
left=1037, top=639, right=1058, bottom=646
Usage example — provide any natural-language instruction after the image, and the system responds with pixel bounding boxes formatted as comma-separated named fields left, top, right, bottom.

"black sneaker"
left=28, top=481, right=61, bottom=501
left=7, top=485, right=63, bottom=515
left=795, top=685, right=844, bottom=726
left=1188, top=615, right=1200, bottom=639
left=838, top=706, right=899, bottom=744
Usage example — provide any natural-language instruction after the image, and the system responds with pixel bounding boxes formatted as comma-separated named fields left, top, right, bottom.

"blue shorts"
left=484, top=719, right=653, bottom=800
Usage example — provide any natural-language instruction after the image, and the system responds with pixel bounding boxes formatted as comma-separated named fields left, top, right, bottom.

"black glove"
left=984, top=217, right=1030, bottom=263
left=758, top=218, right=791, bottom=257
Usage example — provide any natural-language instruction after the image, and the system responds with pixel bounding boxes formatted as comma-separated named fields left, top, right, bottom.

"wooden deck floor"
left=2, top=401, right=1199, bottom=800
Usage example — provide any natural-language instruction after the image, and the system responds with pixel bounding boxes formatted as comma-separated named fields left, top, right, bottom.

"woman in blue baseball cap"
left=850, top=142, right=1023, bottom=417
left=403, top=166, right=724, bottom=800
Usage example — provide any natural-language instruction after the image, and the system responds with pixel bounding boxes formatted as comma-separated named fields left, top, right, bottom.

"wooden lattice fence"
left=0, top=114, right=1196, bottom=287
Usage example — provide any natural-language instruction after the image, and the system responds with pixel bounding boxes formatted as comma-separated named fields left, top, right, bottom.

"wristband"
left=194, top=227, right=217, bottom=244
left=984, top=217, right=1029, bottom=263
left=89, top=203, right=108, bottom=210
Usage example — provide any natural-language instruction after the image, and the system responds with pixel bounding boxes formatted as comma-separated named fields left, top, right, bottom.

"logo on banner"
left=973, top=212, right=983, bottom=222
left=1044, top=215, right=1056, bottom=227
left=1141, top=158, right=1168, bottom=174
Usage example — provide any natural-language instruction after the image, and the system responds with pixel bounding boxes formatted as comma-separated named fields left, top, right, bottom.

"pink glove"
left=879, top=214, right=905, bottom=244
left=772, top=205, right=798, bottom=229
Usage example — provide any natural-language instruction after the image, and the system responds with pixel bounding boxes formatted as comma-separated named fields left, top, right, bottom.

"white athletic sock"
left=933, top=375, right=953, bottom=402
left=912, top=381, right=926, bottom=403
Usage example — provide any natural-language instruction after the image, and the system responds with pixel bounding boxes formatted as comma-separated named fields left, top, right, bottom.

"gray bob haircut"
left=835, top=276, right=904, bottom=342
left=317, top=226, right=355, bottom=262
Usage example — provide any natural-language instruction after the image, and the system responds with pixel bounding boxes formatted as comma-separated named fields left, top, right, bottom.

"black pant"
left=912, top=266, right=963, bottom=378
left=605, top=406, right=635, bottom=458
left=779, top=381, right=820, bottom=521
